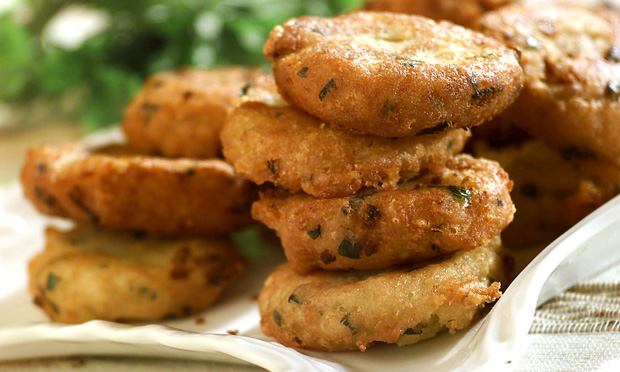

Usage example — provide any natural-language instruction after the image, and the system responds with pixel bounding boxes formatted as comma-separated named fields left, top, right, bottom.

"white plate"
left=3, top=129, right=620, bottom=372
left=0, top=179, right=505, bottom=372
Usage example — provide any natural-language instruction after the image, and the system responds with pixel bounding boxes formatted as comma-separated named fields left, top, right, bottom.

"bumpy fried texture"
left=29, top=225, right=245, bottom=324
left=259, top=236, right=508, bottom=351
left=363, top=0, right=515, bottom=28
left=264, top=11, right=523, bottom=137
left=472, top=140, right=620, bottom=248
left=122, top=67, right=264, bottom=158
left=478, top=4, right=620, bottom=167
left=221, top=75, right=471, bottom=198
left=252, top=155, right=514, bottom=273
left=21, top=144, right=255, bottom=236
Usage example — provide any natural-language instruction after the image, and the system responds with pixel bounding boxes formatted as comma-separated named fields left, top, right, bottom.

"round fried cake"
left=21, top=144, right=255, bottom=236
left=259, top=236, right=509, bottom=351
left=363, top=0, right=516, bottom=28
left=252, top=154, right=514, bottom=273
left=29, top=225, right=245, bottom=324
left=472, top=139, right=620, bottom=248
left=264, top=11, right=523, bottom=137
left=222, top=75, right=471, bottom=198
left=478, top=4, right=620, bottom=166
left=123, top=67, right=264, bottom=158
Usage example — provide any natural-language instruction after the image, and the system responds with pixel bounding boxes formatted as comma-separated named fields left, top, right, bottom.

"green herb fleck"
left=267, top=159, right=276, bottom=174
left=338, top=239, right=361, bottom=259
left=48, top=299, right=60, bottom=314
left=140, top=103, right=159, bottom=124
left=400, top=59, right=425, bottom=67
left=138, top=286, right=158, bottom=301
left=67, top=186, right=100, bottom=223
left=307, top=225, right=321, bottom=239
left=297, top=67, right=309, bottom=77
left=184, top=167, right=196, bottom=177
left=34, top=186, right=56, bottom=207
left=418, top=121, right=453, bottom=135
left=318, top=79, right=335, bottom=101
left=36, top=162, right=47, bottom=174
left=497, top=198, right=504, bottom=207
left=605, top=82, right=620, bottom=101
left=239, top=81, right=252, bottom=96
left=340, top=314, right=357, bottom=334
left=433, top=185, right=471, bottom=205
left=606, top=46, right=620, bottom=62
left=312, top=28, right=325, bottom=35
left=465, top=53, right=495, bottom=60
left=273, top=310, right=282, bottom=326
left=404, top=324, right=424, bottom=335
left=431, top=244, right=442, bottom=253
left=288, top=294, right=302, bottom=304
left=382, top=100, right=397, bottom=116
left=46, top=273, right=61, bottom=291
left=470, top=74, right=503, bottom=100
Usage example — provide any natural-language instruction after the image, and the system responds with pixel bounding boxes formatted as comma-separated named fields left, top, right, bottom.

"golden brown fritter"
left=122, top=67, right=264, bottom=159
left=258, top=236, right=509, bottom=352
left=252, top=155, right=514, bottom=273
left=264, top=11, right=524, bottom=137
left=29, top=225, right=245, bottom=324
left=221, top=75, right=471, bottom=198
left=363, top=0, right=515, bottom=28
left=471, top=139, right=620, bottom=248
left=21, top=144, right=256, bottom=236
left=478, top=4, right=620, bottom=167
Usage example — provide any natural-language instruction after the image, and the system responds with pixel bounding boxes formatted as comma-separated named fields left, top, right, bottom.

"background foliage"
left=0, top=0, right=364, bottom=129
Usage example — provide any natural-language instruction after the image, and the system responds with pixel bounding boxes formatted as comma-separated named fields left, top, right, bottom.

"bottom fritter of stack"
left=258, top=236, right=510, bottom=352
left=29, top=225, right=245, bottom=324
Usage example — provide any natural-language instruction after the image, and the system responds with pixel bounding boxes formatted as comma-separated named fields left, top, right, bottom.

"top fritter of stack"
left=263, top=11, right=524, bottom=138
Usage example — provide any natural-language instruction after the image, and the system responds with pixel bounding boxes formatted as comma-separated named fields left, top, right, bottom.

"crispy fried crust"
left=221, top=75, right=471, bottom=198
left=122, top=67, right=264, bottom=158
left=264, top=11, right=523, bottom=137
left=363, top=0, right=515, bottom=28
left=29, top=225, right=245, bottom=323
left=252, top=155, right=514, bottom=273
left=472, top=139, right=620, bottom=248
left=259, top=236, right=509, bottom=351
left=478, top=4, right=620, bottom=167
left=20, top=144, right=255, bottom=236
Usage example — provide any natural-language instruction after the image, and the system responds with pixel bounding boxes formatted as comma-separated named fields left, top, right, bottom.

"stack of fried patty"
left=221, top=11, right=522, bottom=351
left=20, top=67, right=261, bottom=324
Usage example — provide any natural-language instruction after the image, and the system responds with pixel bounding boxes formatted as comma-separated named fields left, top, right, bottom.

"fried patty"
left=472, top=139, right=620, bottom=248
left=258, top=236, right=509, bottom=351
left=478, top=4, right=620, bottom=167
left=221, top=75, right=471, bottom=198
left=363, top=0, right=516, bottom=28
left=123, top=67, right=264, bottom=158
left=252, top=155, right=514, bottom=273
left=21, top=144, right=255, bottom=236
left=264, top=11, right=523, bottom=137
left=29, top=225, right=245, bottom=324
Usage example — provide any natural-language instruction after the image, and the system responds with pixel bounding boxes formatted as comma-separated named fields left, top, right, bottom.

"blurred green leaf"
left=4, top=0, right=366, bottom=128
left=0, top=16, right=33, bottom=100
left=81, top=66, right=141, bottom=130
